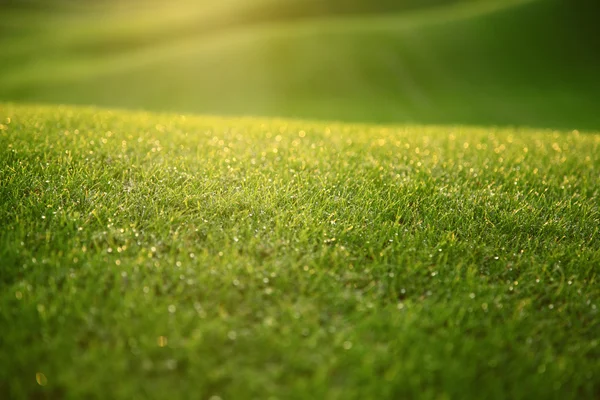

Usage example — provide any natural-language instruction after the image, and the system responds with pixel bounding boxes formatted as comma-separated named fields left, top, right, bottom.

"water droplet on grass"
left=165, top=359, right=178, bottom=370
left=537, top=364, right=546, bottom=374
left=36, top=372, right=47, bottom=386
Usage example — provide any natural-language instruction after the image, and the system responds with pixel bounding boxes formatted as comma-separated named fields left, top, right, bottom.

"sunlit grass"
left=1, top=0, right=599, bottom=129
left=1, top=103, right=599, bottom=398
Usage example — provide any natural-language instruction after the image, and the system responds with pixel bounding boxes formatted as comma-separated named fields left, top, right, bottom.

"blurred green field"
left=1, top=0, right=599, bottom=129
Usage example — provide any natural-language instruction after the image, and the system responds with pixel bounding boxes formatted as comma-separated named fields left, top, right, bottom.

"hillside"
left=1, top=0, right=599, bottom=129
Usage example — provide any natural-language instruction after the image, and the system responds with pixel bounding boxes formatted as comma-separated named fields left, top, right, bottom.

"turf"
left=1, top=0, right=599, bottom=129
left=1, top=103, right=599, bottom=399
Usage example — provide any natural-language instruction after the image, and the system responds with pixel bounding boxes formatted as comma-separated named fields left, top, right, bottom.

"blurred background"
left=1, top=0, right=599, bottom=129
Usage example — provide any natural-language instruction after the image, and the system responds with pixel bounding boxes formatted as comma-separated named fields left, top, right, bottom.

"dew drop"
left=157, top=336, right=168, bottom=347
left=165, top=359, right=178, bottom=370
left=35, top=372, right=47, bottom=386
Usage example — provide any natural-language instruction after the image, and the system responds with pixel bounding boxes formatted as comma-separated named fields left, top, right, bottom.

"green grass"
left=1, top=0, right=599, bottom=129
left=1, top=103, right=599, bottom=399
left=1, top=0, right=599, bottom=397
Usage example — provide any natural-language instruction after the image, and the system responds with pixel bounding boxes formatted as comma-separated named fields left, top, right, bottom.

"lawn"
left=1, top=0, right=600, bottom=398
left=1, top=104, right=598, bottom=399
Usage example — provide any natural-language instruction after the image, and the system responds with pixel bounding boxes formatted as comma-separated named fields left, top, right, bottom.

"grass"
left=1, top=0, right=599, bottom=397
left=1, top=0, right=599, bottom=129
left=1, top=103, right=599, bottom=399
